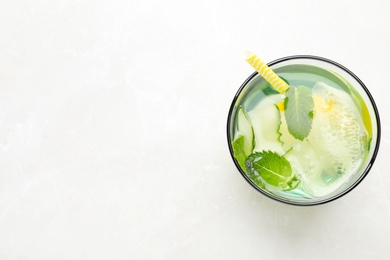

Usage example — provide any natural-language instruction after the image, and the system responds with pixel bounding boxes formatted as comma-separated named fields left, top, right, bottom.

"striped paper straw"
left=244, top=51, right=290, bottom=94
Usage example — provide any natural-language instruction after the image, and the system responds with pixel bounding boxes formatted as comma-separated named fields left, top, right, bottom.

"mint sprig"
left=284, top=85, right=314, bottom=141
left=245, top=151, right=300, bottom=190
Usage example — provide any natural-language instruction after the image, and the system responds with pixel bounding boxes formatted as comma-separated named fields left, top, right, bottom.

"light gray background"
left=1, top=0, right=389, bottom=259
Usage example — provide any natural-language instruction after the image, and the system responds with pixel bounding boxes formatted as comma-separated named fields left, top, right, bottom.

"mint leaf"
left=244, top=152, right=265, bottom=189
left=245, top=151, right=299, bottom=190
left=284, top=85, right=314, bottom=141
left=232, top=135, right=247, bottom=171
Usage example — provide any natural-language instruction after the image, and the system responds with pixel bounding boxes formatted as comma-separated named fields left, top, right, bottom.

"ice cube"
left=287, top=82, right=368, bottom=197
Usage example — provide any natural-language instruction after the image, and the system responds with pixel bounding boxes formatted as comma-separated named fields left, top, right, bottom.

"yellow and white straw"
left=244, top=51, right=289, bottom=94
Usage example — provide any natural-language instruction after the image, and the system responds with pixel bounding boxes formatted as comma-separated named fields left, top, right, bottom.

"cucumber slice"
left=236, top=106, right=254, bottom=156
left=247, top=95, right=285, bottom=155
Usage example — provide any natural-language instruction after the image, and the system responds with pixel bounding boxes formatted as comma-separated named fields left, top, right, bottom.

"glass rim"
left=226, top=55, right=381, bottom=206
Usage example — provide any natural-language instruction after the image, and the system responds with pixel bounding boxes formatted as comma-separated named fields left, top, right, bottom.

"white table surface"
left=1, top=0, right=390, bottom=259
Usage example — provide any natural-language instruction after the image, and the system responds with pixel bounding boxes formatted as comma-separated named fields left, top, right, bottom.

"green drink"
left=227, top=56, right=380, bottom=205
